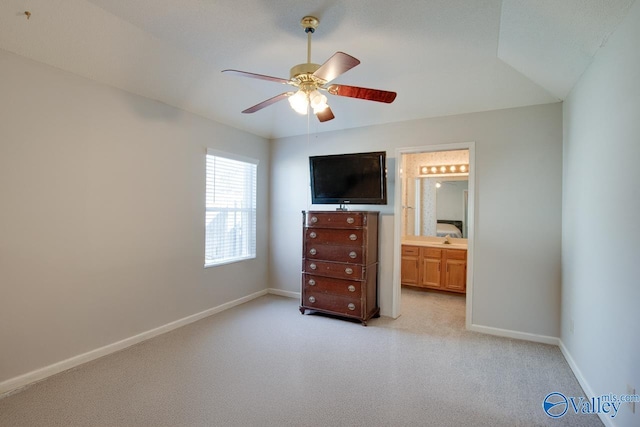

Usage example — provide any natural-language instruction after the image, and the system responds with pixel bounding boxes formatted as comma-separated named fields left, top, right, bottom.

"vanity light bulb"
left=450, top=165, right=456, bottom=172
left=460, top=165, right=467, bottom=172
left=421, top=167, right=427, bottom=174
left=440, top=166, right=446, bottom=173
left=431, top=167, right=437, bottom=173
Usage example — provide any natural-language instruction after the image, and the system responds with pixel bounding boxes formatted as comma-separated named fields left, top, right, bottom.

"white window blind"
left=205, top=149, right=257, bottom=267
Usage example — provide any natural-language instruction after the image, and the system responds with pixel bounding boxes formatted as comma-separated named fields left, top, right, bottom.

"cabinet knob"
left=348, top=285, right=356, bottom=292
left=347, top=303, right=355, bottom=311
left=310, top=263, right=317, bottom=270
left=349, top=251, right=357, bottom=259
left=349, top=234, right=357, bottom=241
left=309, top=296, right=316, bottom=303
left=345, top=267, right=353, bottom=275
left=308, top=279, right=316, bottom=286
left=346, top=217, right=355, bottom=224
left=309, top=232, right=317, bottom=239
left=310, top=216, right=318, bottom=223
left=309, top=248, right=317, bottom=255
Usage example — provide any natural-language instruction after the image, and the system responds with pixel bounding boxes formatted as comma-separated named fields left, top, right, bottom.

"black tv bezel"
left=309, top=151, right=387, bottom=205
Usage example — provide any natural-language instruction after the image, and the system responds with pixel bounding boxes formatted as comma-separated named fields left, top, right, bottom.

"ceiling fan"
left=222, top=16, right=397, bottom=122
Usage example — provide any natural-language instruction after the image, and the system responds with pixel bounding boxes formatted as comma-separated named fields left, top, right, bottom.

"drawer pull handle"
left=345, top=267, right=353, bottom=275
left=349, top=251, right=357, bottom=259
left=349, top=234, right=357, bottom=241
left=308, top=279, right=316, bottom=286
left=309, top=232, right=317, bottom=239
left=309, top=248, right=317, bottom=255
left=309, top=296, right=316, bottom=303
left=346, top=217, right=355, bottom=224
left=347, top=303, right=355, bottom=311
left=310, top=263, right=317, bottom=270
left=348, top=285, right=356, bottom=292
left=310, top=216, right=318, bottom=223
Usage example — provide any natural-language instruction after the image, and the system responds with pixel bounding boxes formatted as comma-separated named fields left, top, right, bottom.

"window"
left=205, top=149, right=257, bottom=267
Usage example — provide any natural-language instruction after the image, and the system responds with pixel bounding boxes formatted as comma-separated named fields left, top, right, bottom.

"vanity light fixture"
left=419, top=164, right=469, bottom=176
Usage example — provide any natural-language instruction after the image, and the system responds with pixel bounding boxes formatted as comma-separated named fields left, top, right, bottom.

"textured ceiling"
left=0, top=0, right=635, bottom=139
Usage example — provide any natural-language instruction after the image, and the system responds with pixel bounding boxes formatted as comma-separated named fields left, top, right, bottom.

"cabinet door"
left=401, top=255, right=419, bottom=285
left=444, top=259, right=466, bottom=292
left=419, top=248, right=442, bottom=289
left=420, top=257, right=441, bottom=288
left=401, top=246, right=420, bottom=285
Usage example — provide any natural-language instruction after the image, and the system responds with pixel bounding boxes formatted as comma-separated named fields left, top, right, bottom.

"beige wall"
left=270, top=102, right=563, bottom=338
left=0, top=50, right=270, bottom=384
left=561, top=1, right=640, bottom=424
left=0, top=42, right=565, bottom=390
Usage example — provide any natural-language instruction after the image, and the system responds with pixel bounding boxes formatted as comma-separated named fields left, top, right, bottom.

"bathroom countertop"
left=401, top=238, right=468, bottom=250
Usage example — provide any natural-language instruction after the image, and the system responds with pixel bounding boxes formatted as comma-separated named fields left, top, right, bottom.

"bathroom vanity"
left=401, top=238, right=467, bottom=293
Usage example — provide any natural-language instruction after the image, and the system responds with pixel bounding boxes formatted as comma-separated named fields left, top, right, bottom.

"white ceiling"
left=0, top=0, right=635, bottom=139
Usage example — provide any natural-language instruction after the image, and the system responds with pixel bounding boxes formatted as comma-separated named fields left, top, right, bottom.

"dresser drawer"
left=303, top=260, right=365, bottom=280
left=305, top=228, right=364, bottom=245
left=301, top=292, right=362, bottom=317
left=302, top=274, right=362, bottom=298
left=304, top=244, right=363, bottom=263
left=305, top=212, right=364, bottom=228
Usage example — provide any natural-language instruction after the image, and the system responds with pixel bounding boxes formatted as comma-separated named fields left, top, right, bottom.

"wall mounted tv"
left=309, top=151, right=387, bottom=205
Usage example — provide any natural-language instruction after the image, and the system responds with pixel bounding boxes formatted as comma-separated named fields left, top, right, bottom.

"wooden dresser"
left=300, top=211, right=380, bottom=325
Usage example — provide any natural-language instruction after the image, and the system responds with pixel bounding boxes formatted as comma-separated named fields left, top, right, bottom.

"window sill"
left=204, top=255, right=256, bottom=268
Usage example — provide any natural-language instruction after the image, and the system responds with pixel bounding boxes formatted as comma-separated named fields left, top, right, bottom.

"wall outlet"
left=627, top=384, right=636, bottom=414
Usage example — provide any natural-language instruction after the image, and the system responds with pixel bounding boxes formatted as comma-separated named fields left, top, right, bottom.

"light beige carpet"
left=0, top=288, right=602, bottom=426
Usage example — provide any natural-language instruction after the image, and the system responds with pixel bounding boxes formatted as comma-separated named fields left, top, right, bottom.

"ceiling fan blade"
left=242, top=92, right=293, bottom=114
left=313, top=52, right=360, bottom=83
left=222, top=69, right=290, bottom=85
left=326, top=84, right=397, bottom=103
left=315, top=107, right=335, bottom=122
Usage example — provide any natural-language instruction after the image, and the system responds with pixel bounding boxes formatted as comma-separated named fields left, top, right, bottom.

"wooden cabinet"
left=300, top=211, right=380, bottom=325
left=402, top=245, right=467, bottom=293
left=443, top=249, right=467, bottom=292
left=400, top=245, right=419, bottom=286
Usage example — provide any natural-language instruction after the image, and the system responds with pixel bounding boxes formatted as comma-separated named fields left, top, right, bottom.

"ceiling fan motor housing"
left=290, top=63, right=321, bottom=81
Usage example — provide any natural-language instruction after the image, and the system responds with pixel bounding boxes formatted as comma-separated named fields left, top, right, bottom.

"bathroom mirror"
left=404, top=176, right=468, bottom=238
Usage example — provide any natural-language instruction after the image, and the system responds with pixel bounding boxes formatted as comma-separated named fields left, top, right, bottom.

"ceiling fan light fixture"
left=310, top=90, right=328, bottom=113
left=288, top=90, right=308, bottom=114
left=223, top=15, right=396, bottom=122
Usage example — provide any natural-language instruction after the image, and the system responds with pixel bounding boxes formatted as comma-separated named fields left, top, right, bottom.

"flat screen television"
left=309, top=151, right=387, bottom=205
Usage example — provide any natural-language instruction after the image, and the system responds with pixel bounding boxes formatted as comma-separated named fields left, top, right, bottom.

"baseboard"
left=0, top=289, right=268, bottom=397
left=559, top=340, right=616, bottom=427
left=469, top=324, right=560, bottom=345
left=267, top=288, right=300, bottom=299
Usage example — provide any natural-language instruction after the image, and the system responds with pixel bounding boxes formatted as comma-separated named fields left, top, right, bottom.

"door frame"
left=392, top=141, right=476, bottom=329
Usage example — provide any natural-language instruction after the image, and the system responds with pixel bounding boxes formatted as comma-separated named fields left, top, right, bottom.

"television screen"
left=309, top=151, right=387, bottom=205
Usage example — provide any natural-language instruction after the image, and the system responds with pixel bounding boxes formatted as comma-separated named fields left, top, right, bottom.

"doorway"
left=391, top=142, right=475, bottom=328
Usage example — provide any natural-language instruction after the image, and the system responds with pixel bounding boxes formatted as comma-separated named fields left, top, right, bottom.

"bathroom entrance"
left=392, top=142, right=475, bottom=327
